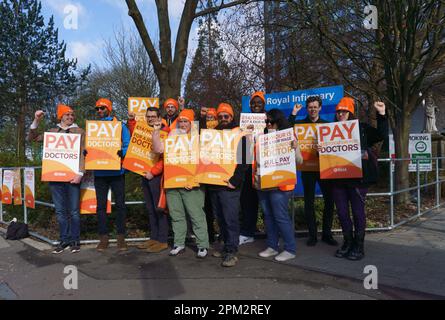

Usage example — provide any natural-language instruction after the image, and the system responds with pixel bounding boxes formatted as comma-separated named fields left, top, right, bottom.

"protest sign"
left=41, top=132, right=81, bottom=182
left=1, top=170, right=14, bottom=204
left=258, top=128, right=297, bottom=189
left=317, top=120, right=362, bottom=179
left=294, top=124, right=319, bottom=171
left=164, top=133, right=199, bottom=189
left=12, top=169, right=22, bottom=206
left=240, top=113, right=267, bottom=135
left=85, top=121, right=122, bottom=170
left=128, top=97, right=159, bottom=122
left=123, top=122, right=167, bottom=176
left=24, top=168, right=35, bottom=209
left=197, top=129, right=241, bottom=186
left=80, top=172, right=111, bottom=214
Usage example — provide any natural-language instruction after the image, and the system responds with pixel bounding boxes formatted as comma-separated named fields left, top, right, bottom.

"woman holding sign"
left=253, top=109, right=303, bottom=262
left=28, top=105, right=85, bottom=254
left=329, top=98, right=387, bottom=261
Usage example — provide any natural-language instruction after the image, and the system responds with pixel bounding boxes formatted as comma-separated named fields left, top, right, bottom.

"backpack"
left=6, top=221, right=29, bottom=240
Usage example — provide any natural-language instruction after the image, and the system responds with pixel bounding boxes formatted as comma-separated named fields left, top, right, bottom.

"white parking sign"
left=389, top=134, right=432, bottom=172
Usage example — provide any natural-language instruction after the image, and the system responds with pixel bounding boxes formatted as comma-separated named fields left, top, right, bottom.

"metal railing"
left=1, top=157, right=445, bottom=245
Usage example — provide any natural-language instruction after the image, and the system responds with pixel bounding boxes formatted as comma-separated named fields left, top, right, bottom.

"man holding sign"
left=85, top=98, right=131, bottom=252
left=28, top=104, right=85, bottom=254
left=205, top=103, right=250, bottom=267
left=292, top=96, right=337, bottom=247
left=128, top=107, right=171, bottom=253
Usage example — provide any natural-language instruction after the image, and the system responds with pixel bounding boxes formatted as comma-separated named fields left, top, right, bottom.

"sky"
left=40, top=0, right=200, bottom=69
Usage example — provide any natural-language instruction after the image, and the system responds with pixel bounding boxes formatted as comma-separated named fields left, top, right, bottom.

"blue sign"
left=243, top=85, right=344, bottom=196
left=242, top=85, right=344, bottom=123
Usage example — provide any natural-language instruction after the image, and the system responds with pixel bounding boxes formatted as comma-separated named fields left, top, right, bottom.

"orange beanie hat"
left=207, top=108, right=217, bottom=118
left=178, top=109, right=195, bottom=123
left=163, top=98, right=179, bottom=111
left=250, top=91, right=266, bottom=104
left=217, top=103, right=234, bottom=118
left=336, top=97, right=355, bottom=114
left=57, top=104, right=74, bottom=120
left=96, top=98, right=113, bottom=113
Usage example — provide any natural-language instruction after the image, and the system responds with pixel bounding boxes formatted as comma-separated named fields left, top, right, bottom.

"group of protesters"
left=28, top=91, right=387, bottom=267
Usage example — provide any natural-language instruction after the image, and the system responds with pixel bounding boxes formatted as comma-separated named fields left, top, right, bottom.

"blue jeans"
left=49, top=182, right=81, bottom=243
left=258, top=190, right=296, bottom=254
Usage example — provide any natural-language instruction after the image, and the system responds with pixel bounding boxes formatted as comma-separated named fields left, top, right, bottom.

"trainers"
left=70, top=242, right=81, bottom=254
left=239, top=235, right=254, bottom=245
left=196, top=248, right=208, bottom=259
left=146, top=242, right=168, bottom=253
left=169, top=246, right=185, bottom=256
left=258, top=247, right=279, bottom=258
left=221, top=254, right=238, bottom=267
left=52, top=242, right=70, bottom=254
left=274, top=251, right=296, bottom=262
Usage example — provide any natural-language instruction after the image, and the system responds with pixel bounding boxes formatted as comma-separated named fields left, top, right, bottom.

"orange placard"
left=197, top=129, right=241, bottom=186
left=317, top=120, right=363, bottom=179
left=0, top=169, right=2, bottom=200
left=24, top=168, right=35, bottom=209
left=41, top=132, right=81, bottom=182
left=258, top=128, right=297, bottom=189
left=80, top=172, right=111, bottom=214
left=1, top=170, right=14, bottom=205
left=164, top=132, right=200, bottom=189
left=128, top=97, right=159, bottom=122
left=294, top=124, right=319, bottom=171
left=123, top=122, right=167, bottom=176
left=85, top=121, right=122, bottom=170
left=13, top=169, right=22, bottom=206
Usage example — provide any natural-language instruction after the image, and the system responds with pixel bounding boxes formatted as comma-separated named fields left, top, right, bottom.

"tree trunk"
left=16, top=103, right=27, bottom=165
left=393, top=116, right=411, bottom=204
left=159, top=73, right=181, bottom=102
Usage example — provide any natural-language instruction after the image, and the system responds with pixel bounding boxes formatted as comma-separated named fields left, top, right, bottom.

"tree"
left=184, top=11, right=243, bottom=112
left=89, top=28, right=159, bottom=119
left=125, top=0, right=259, bottom=102
left=0, top=0, right=89, bottom=164
left=288, top=0, right=445, bottom=203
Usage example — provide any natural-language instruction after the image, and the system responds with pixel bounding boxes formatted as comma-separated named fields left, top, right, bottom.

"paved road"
left=1, top=209, right=444, bottom=300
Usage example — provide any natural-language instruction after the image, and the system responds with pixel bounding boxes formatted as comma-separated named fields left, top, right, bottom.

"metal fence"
left=1, top=157, right=445, bottom=246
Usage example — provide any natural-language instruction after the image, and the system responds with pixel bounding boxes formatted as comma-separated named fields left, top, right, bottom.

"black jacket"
left=335, top=114, right=388, bottom=187
left=289, top=115, right=330, bottom=125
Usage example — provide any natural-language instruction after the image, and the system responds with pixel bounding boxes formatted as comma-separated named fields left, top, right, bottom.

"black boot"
left=322, top=233, right=339, bottom=246
left=335, top=231, right=353, bottom=258
left=347, top=231, right=365, bottom=261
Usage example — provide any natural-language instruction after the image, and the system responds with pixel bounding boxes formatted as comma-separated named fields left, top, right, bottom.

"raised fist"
left=292, top=104, right=303, bottom=116
left=374, top=101, right=386, bottom=115
left=35, top=110, right=45, bottom=121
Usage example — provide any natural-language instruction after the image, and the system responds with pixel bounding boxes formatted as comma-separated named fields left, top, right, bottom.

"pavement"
left=1, top=209, right=445, bottom=300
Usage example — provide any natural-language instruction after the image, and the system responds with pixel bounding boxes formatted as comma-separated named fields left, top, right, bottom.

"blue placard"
left=242, top=85, right=344, bottom=196
left=242, top=85, right=344, bottom=123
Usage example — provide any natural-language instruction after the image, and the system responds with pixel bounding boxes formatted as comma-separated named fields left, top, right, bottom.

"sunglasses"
left=218, top=114, right=231, bottom=120
left=95, top=106, right=107, bottom=111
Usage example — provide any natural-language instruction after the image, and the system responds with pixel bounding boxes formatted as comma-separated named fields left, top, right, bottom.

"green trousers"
left=166, top=188, right=209, bottom=249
